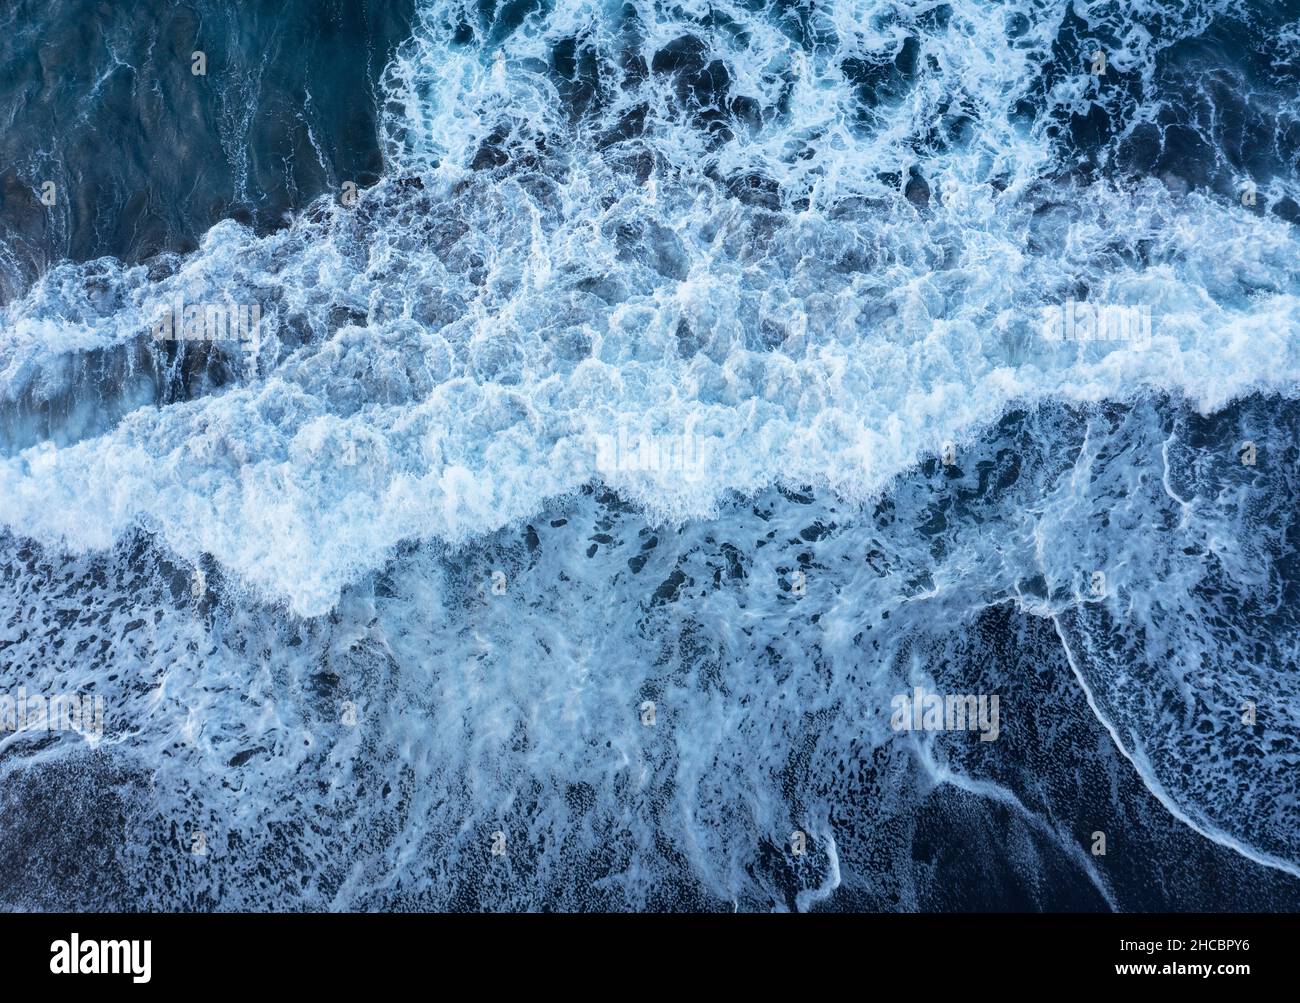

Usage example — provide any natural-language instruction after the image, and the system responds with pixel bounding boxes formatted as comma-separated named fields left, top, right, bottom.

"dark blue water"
left=0, top=0, right=1298, bottom=911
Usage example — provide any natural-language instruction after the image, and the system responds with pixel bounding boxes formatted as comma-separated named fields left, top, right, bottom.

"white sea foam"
left=0, top=7, right=1294, bottom=616
left=7, top=389, right=1296, bottom=910
left=38, top=1, right=1300, bottom=918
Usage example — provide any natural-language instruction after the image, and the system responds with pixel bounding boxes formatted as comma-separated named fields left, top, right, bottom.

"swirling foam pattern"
left=0, top=0, right=1297, bottom=909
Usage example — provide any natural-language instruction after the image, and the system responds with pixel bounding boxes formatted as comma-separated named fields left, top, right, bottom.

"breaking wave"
left=1, top=0, right=1298, bottom=910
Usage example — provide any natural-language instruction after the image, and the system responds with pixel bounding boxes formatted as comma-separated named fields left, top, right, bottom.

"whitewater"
left=0, top=0, right=1297, bottom=910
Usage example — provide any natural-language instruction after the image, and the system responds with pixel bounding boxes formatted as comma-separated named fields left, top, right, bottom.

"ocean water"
left=0, top=0, right=1298, bottom=910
